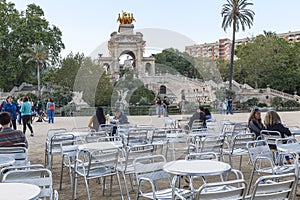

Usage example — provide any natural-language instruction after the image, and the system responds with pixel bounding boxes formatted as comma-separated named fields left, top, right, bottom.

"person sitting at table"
left=111, top=108, right=129, bottom=136
left=88, top=106, right=106, bottom=131
left=184, top=106, right=206, bottom=130
left=204, top=107, right=212, bottom=120
left=0, top=112, right=28, bottom=148
left=248, top=107, right=265, bottom=139
left=264, top=110, right=292, bottom=164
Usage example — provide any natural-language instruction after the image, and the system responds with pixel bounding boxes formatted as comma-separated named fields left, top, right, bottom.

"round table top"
left=0, top=155, right=15, bottom=167
left=0, top=183, right=41, bottom=200
left=163, top=160, right=231, bottom=176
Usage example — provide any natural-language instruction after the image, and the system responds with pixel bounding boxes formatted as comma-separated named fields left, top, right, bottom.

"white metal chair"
left=194, top=134, right=225, bottom=160
left=151, top=128, right=168, bottom=154
left=247, top=173, right=296, bottom=200
left=134, top=154, right=192, bottom=200
left=2, top=167, right=57, bottom=200
left=59, top=139, right=79, bottom=190
left=45, top=133, right=75, bottom=170
left=118, top=144, right=155, bottom=199
left=246, top=140, right=295, bottom=194
left=166, top=131, right=193, bottom=161
left=0, top=146, right=29, bottom=166
left=125, top=128, right=149, bottom=147
left=223, top=133, right=256, bottom=170
left=73, top=147, right=124, bottom=200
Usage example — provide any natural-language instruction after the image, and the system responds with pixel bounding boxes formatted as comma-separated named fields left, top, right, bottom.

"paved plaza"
left=23, top=111, right=300, bottom=199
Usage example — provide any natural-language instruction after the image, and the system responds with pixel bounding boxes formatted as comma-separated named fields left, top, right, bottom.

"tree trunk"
left=229, top=21, right=236, bottom=91
left=37, top=62, right=41, bottom=98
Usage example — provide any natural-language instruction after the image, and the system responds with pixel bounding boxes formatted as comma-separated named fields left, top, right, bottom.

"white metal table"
left=277, top=142, right=300, bottom=153
left=163, top=160, right=231, bottom=199
left=0, top=155, right=15, bottom=167
left=0, top=183, right=41, bottom=200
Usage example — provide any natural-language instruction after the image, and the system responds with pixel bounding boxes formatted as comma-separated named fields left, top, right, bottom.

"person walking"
left=19, top=96, right=34, bottom=137
left=1, top=96, right=19, bottom=130
left=46, top=98, right=55, bottom=123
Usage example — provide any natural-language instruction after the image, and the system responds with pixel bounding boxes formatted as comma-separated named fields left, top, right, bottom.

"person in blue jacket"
left=2, top=96, right=19, bottom=130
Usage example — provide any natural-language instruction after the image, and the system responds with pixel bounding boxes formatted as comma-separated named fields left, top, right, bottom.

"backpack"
left=49, top=103, right=55, bottom=111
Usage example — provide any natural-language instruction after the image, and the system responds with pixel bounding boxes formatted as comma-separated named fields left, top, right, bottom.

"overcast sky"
left=10, top=0, right=300, bottom=58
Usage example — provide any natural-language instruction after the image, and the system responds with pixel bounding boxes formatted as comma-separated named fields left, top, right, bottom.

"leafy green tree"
left=22, top=43, right=51, bottom=98
left=221, top=0, right=255, bottom=90
left=42, top=86, right=73, bottom=107
left=0, top=1, right=64, bottom=91
left=50, top=52, right=84, bottom=88
left=129, top=86, right=155, bottom=105
left=154, top=48, right=201, bottom=79
left=235, top=32, right=300, bottom=94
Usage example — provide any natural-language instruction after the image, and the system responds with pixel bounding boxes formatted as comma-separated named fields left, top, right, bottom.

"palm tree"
left=221, top=0, right=255, bottom=90
left=22, top=43, right=51, bottom=98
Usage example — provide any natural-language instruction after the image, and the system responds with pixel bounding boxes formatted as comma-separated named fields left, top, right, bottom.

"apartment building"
left=185, top=30, right=300, bottom=60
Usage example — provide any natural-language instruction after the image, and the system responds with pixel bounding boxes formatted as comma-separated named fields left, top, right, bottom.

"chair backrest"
left=85, top=131, right=108, bottom=143
left=164, top=117, right=175, bottom=129
left=230, top=133, right=256, bottom=153
left=250, top=173, right=296, bottom=200
left=84, top=148, right=120, bottom=178
left=246, top=140, right=274, bottom=169
left=0, top=146, right=29, bottom=166
left=167, top=133, right=192, bottom=160
left=206, top=119, right=219, bottom=131
left=198, top=135, right=225, bottom=155
left=133, top=154, right=171, bottom=187
left=259, top=130, right=281, bottom=150
left=0, top=164, right=45, bottom=180
left=98, top=124, right=114, bottom=136
left=126, top=128, right=148, bottom=147
left=151, top=129, right=167, bottom=144
left=2, top=168, right=54, bottom=199
left=233, top=122, right=249, bottom=133
left=196, top=179, right=247, bottom=200
left=46, top=128, right=68, bottom=139
left=185, top=152, right=218, bottom=161
left=71, top=126, right=93, bottom=132
left=191, top=119, right=204, bottom=130
left=122, top=144, right=154, bottom=172
left=49, top=134, right=75, bottom=154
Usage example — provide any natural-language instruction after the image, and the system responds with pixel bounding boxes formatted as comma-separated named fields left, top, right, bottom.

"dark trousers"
left=22, top=115, right=33, bottom=134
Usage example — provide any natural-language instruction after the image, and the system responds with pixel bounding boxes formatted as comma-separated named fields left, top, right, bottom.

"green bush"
left=282, top=100, right=300, bottom=108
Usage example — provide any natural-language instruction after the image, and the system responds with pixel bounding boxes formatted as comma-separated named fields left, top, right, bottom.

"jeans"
left=48, top=110, right=54, bottom=123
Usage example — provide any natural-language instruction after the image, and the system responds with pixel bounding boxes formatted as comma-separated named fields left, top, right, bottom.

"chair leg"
left=72, top=172, right=78, bottom=200
left=239, top=155, right=243, bottom=170
left=110, top=175, right=113, bottom=196
left=116, top=172, right=125, bottom=200
left=59, top=155, right=64, bottom=190
left=84, top=177, right=91, bottom=200
left=122, top=171, right=131, bottom=200
left=68, top=159, right=73, bottom=189
left=247, top=168, right=256, bottom=195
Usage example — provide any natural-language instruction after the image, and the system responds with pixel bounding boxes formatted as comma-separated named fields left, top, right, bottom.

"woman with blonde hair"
left=264, top=110, right=291, bottom=138
left=264, top=110, right=292, bottom=164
